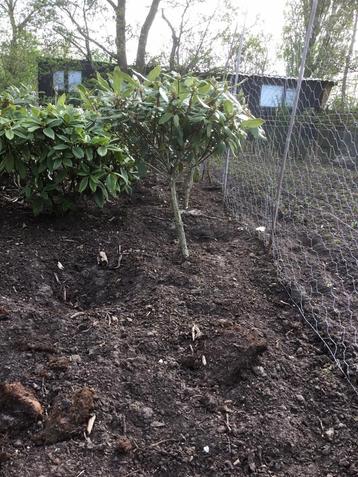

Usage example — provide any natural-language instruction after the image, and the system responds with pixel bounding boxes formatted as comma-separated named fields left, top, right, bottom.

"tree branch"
left=135, top=0, right=161, bottom=72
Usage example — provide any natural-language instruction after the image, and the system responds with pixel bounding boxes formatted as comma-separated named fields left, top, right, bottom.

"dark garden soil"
left=0, top=177, right=357, bottom=477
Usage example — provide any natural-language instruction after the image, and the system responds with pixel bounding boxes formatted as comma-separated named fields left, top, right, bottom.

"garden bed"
left=0, top=179, right=357, bottom=477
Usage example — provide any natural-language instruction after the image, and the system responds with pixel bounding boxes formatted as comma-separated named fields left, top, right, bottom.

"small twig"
left=70, top=311, right=86, bottom=319
left=149, top=438, right=177, bottom=448
left=113, top=243, right=123, bottom=269
left=122, top=414, right=127, bottom=436
left=225, top=412, right=232, bottom=432
left=226, top=434, right=232, bottom=455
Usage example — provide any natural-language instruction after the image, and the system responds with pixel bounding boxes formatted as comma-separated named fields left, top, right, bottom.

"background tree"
left=161, top=0, right=271, bottom=74
left=281, top=0, right=356, bottom=78
left=0, top=0, right=53, bottom=88
left=341, top=9, right=358, bottom=108
left=54, top=0, right=161, bottom=72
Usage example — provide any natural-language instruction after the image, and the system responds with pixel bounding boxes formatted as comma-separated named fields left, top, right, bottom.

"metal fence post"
left=269, top=0, right=319, bottom=247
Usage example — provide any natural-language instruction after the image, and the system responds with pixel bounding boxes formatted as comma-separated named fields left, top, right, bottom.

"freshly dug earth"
left=0, top=178, right=357, bottom=477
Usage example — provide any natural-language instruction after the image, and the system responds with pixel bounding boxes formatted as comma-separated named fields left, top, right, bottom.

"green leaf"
left=78, top=176, right=89, bottom=193
left=97, top=146, right=107, bottom=157
left=53, top=143, right=68, bottom=150
left=63, top=158, right=73, bottom=167
left=241, top=118, right=265, bottom=129
left=53, top=158, right=62, bottom=170
left=173, top=114, right=180, bottom=128
left=112, top=67, right=123, bottom=94
left=13, top=129, right=28, bottom=139
left=159, top=87, right=169, bottom=103
left=215, top=141, right=226, bottom=155
left=5, top=129, right=14, bottom=140
left=27, top=125, right=41, bottom=132
left=72, top=146, right=85, bottom=159
left=1, top=155, right=14, bottom=172
left=85, top=148, right=94, bottom=161
left=147, top=65, right=161, bottom=81
left=96, top=72, right=111, bottom=91
left=94, top=189, right=105, bottom=208
left=57, top=94, right=66, bottom=106
left=47, top=118, right=63, bottom=127
left=105, top=174, right=118, bottom=195
left=158, top=112, right=173, bottom=124
left=43, top=127, right=55, bottom=139
left=89, top=177, right=98, bottom=192
left=223, top=100, right=234, bottom=115
left=197, top=83, right=211, bottom=95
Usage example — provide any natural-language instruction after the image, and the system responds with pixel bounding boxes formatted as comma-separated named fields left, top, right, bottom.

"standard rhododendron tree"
left=81, top=66, right=264, bottom=258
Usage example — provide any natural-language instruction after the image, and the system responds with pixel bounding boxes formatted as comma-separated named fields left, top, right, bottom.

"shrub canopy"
left=0, top=88, right=136, bottom=214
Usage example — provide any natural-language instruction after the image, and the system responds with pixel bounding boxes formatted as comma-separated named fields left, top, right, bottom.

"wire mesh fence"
left=216, top=70, right=358, bottom=392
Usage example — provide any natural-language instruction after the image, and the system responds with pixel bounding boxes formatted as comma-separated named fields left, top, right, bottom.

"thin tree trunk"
left=170, top=175, right=189, bottom=259
left=183, top=165, right=195, bottom=209
left=162, top=9, right=178, bottom=70
left=115, top=0, right=128, bottom=70
left=135, top=0, right=161, bottom=73
left=341, top=9, right=357, bottom=108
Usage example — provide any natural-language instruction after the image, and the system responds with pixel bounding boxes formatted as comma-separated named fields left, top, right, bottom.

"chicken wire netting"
left=214, top=74, right=358, bottom=392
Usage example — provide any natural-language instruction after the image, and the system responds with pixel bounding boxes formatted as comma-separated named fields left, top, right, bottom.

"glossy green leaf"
left=5, top=129, right=14, bottom=140
left=97, top=146, right=107, bottom=157
left=43, top=127, right=55, bottom=139
left=78, top=176, right=89, bottom=192
left=72, top=146, right=85, bottom=159
left=147, top=65, right=161, bottom=81
left=241, top=118, right=265, bottom=129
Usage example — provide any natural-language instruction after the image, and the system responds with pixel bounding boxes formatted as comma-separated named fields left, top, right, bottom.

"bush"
left=80, top=66, right=264, bottom=258
left=0, top=92, right=136, bottom=214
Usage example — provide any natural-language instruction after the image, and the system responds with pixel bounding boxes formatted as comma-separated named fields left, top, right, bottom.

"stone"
left=253, top=366, right=267, bottom=377
left=116, top=437, right=133, bottom=454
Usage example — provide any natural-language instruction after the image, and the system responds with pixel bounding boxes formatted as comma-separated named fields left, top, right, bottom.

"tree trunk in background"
left=135, top=0, right=161, bottom=73
left=341, top=9, right=357, bottom=108
left=115, top=0, right=127, bottom=70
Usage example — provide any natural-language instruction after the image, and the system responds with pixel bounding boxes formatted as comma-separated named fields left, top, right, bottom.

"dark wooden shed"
left=231, top=73, right=335, bottom=118
left=38, top=58, right=113, bottom=98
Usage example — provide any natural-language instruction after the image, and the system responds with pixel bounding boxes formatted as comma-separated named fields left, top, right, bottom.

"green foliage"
left=281, top=0, right=355, bottom=78
left=0, top=31, right=40, bottom=90
left=79, top=65, right=264, bottom=257
left=83, top=66, right=264, bottom=177
left=0, top=90, right=136, bottom=214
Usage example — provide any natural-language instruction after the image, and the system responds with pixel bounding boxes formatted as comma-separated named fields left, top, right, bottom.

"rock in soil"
left=0, top=382, right=43, bottom=431
left=116, top=437, right=133, bottom=454
left=34, top=387, right=95, bottom=444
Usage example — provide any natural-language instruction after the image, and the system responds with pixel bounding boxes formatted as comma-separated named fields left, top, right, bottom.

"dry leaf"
left=86, top=414, right=96, bottom=435
left=192, top=324, right=202, bottom=341
left=98, top=251, right=108, bottom=266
